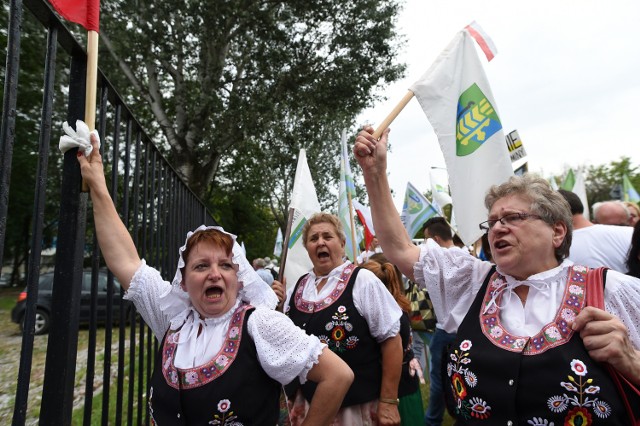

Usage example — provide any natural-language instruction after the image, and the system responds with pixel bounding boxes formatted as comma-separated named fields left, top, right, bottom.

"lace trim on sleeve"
left=411, top=239, right=490, bottom=333
left=247, top=307, right=325, bottom=385
left=413, top=243, right=430, bottom=286
left=122, top=259, right=187, bottom=340
left=604, top=271, right=640, bottom=348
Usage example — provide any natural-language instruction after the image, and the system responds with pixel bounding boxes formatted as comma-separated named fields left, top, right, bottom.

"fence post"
left=0, top=0, right=23, bottom=271
left=38, top=53, right=89, bottom=425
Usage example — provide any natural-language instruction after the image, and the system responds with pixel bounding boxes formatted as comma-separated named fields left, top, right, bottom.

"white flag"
left=338, top=129, right=358, bottom=262
left=429, top=168, right=452, bottom=214
left=573, top=169, right=590, bottom=220
left=285, top=149, right=321, bottom=289
left=561, top=169, right=589, bottom=220
left=400, top=182, right=440, bottom=239
left=410, top=21, right=513, bottom=245
left=273, top=227, right=283, bottom=258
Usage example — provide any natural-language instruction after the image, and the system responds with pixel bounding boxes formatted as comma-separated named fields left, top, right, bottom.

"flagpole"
left=277, top=208, right=295, bottom=283
left=82, top=29, right=99, bottom=192
left=346, top=190, right=359, bottom=265
left=372, top=90, right=414, bottom=139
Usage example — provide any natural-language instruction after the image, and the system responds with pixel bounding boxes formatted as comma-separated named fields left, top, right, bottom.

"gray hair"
left=484, top=174, right=573, bottom=262
left=592, top=200, right=630, bottom=224
left=302, top=212, right=347, bottom=246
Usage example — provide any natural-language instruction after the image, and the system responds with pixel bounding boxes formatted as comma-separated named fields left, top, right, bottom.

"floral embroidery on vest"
left=317, top=305, right=359, bottom=353
left=161, top=304, right=251, bottom=390
left=209, top=399, right=243, bottom=425
left=294, top=264, right=356, bottom=313
left=446, top=340, right=492, bottom=420
left=525, top=358, right=611, bottom=425
left=480, top=265, right=588, bottom=355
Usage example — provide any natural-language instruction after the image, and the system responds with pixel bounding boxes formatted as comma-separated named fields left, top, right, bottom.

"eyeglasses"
left=479, top=212, right=543, bottom=233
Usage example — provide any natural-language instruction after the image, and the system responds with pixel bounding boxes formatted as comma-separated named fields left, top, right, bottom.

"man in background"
left=421, top=217, right=468, bottom=426
left=560, top=190, right=632, bottom=272
left=592, top=200, right=631, bottom=226
left=252, top=258, right=274, bottom=285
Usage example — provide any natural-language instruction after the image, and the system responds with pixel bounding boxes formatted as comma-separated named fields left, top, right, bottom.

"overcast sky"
left=356, top=0, right=640, bottom=210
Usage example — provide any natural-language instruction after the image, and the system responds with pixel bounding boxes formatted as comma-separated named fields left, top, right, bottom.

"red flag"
left=49, top=0, right=100, bottom=32
left=352, top=200, right=375, bottom=252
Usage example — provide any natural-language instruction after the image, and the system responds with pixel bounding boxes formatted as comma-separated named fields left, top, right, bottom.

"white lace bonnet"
left=169, top=225, right=277, bottom=309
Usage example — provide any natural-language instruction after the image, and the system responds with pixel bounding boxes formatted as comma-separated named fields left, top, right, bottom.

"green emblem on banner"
left=406, top=190, right=423, bottom=214
left=455, top=83, right=502, bottom=156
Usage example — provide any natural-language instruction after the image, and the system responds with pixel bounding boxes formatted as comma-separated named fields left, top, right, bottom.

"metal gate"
left=1, top=0, right=217, bottom=424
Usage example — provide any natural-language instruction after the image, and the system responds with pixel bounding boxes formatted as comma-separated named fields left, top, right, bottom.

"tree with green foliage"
left=585, top=157, right=638, bottom=205
left=0, top=7, right=68, bottom=286
left=96, top=0, right=406, bottom=255
left=553, top=157, right=639, bottom=215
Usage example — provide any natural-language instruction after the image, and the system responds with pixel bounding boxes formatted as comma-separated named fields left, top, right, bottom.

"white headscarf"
left=159, top=225, right=278, bottom=328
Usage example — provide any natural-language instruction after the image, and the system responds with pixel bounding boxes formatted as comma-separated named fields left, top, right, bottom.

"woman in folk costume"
left=354, top=125, right=640, bottom=425
left=77, top=131, right=353, bottom=425
left=282, top=212, right=404, bottom=425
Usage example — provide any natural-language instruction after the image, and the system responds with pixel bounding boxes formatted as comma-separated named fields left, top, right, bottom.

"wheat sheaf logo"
left=455, top=83, right=502, bottom=156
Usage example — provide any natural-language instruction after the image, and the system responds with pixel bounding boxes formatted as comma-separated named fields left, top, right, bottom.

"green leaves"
left=99, top=0, right=406, bottom=247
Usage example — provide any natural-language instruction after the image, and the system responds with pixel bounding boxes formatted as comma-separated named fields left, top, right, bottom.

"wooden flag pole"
left=82, top=30, right=99, bottom=192
left=372, top=90, right=415, bottom=139
left=85, top=31, right=98, bottom=130
left=277, top=208, right=296, bottom=283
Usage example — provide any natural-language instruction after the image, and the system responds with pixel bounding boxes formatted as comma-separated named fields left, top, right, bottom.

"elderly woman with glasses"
left=354, top=126, right=640, bottom=425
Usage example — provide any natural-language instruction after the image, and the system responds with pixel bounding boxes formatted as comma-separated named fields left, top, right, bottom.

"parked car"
left=11, top=270, right=132, bottom=335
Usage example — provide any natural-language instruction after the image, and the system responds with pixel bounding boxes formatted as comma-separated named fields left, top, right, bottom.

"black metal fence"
left=1, top=0, right=217, bottom=424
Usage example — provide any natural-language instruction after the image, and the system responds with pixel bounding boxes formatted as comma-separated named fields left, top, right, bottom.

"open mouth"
left=205, top=287, right=223, bottom=299
left=317, top=251, right=330, bottom=259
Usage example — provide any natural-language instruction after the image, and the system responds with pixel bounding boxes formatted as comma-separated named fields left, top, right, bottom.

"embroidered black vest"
left=148, top=304, right=280, bottom=425
left=398, top=311, right=419, bottom=397
left=444, top=265, right=630, bottom=425
left=286, top=265, right=382, bottom=407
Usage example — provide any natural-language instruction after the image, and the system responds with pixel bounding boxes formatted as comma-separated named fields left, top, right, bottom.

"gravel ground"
left=0, top=292, right=123, bottom=424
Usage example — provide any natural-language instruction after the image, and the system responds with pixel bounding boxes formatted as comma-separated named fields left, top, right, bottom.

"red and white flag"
left=353, top=200, right=376, bottom=251
left=409, top=22, right=512, bottom=245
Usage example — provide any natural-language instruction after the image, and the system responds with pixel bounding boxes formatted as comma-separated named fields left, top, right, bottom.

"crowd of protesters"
left=73, top=119, right=640, bottom=425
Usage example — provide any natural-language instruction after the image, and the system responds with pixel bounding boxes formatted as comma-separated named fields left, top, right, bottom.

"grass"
left=0, top=288, right=149, bottom=424
left=420, top=377, right=455, bottom=426
left=70, top=351, right=148, bottom=426
left=0, top=289, right=18, bottom=311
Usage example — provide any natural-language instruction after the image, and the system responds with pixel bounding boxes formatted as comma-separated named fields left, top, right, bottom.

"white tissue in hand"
left=58, top=120, right=100, bottom=157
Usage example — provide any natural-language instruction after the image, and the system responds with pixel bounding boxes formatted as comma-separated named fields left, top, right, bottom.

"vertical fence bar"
left=160, top=165, right=168, bottom=276
left=39, top=52, right=89, bottom=426
left=0, top=0, right=23, bottom=270
left=126, top=128, right=141, bottom=425
left=115, top=117, right=133, bottom=425
left=82, top=82, right=109, bottom=426
left=102, top=103, right=121, bottom=426
left=12, top=22, right=57, bottom=426
left=137, top=136, right=149, bottom=426
left=146, top=150, right=158, bottom=426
